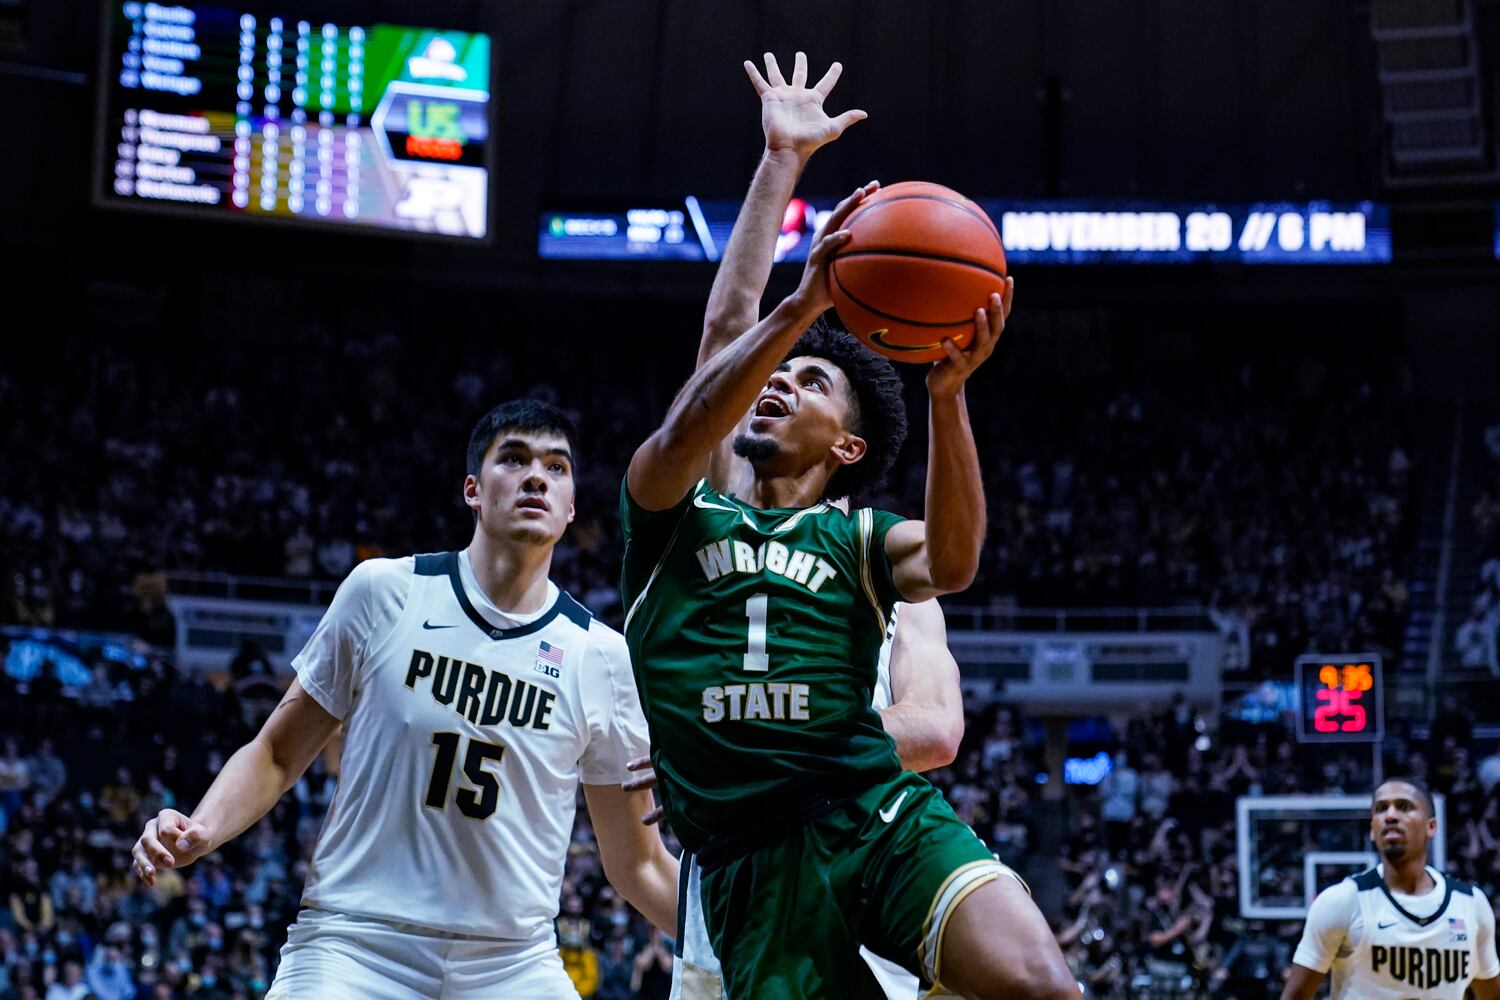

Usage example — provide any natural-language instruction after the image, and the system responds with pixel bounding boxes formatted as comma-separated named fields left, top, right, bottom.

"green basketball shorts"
left=698, top=770, right=1024, bottom=999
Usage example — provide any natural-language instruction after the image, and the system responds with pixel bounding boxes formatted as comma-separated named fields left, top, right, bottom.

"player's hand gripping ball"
left=828, top=181, right=1007, bottom=363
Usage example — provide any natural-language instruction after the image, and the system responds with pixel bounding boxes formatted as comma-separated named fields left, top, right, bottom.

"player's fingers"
left=643, top=806, right=665, bottom=826
left=812, top=60, right=843, bottom=97
left=176, top=822, right=210, bottom=854
left=140, top=825, right=175, bottom=867
left=791, top=51, right=808, bottom=87
left=830, top=109, right=868, bottom=135
left=941, top=337, right=966, bottom=368
left=970, top=306, right=991, bottom=353
left=1000, top=276, right=1015, bottom=319
left=626, top=756, right=651, bottom=771
left=986, top=292, right=1005, bottom=340
left=823, top=181, right=876, bottom=233
left=131, top=843, right=157, bottom=885
left=621, top=772, right=658, bottom=792
left=743, top=60, right=769, bottom=96
left=763, top=52, right=786, bottom=87
left=809, top=230, right=852, bottom=267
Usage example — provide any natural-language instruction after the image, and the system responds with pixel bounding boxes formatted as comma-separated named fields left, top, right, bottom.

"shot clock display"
left=1294, top=653, right=1384, bottom=744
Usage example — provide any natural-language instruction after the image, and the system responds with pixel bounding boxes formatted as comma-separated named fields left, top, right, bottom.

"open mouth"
left=517, top=497, right=550, bottom=512
left=753, top=394, right=791, bottom=419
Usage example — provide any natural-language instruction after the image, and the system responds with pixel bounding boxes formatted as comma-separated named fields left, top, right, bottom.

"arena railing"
left=166, top=572, right=1214, bottom=634
left=940, top=605, right=1215, bottom=634
left=166, top=570, right=339, bottom=605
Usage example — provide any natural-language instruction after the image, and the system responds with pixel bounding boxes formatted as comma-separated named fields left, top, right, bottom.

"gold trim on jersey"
left=918, top=860, right=1010, bottom=984
left=772, top=502, right=831, bottom=533
left=856, top=507, right=887, bottom=634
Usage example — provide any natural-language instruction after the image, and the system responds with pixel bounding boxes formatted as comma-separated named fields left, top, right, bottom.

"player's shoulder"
left=1308, top=873, right=1362, bottom=915
left=556, top=591, right=633, bottom=670
left=345, top=554, right=417, bottom=596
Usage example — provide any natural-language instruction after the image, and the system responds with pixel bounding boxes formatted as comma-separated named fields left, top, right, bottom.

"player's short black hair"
left=786, top=314, right=908, bottom=502
left=466, top=399, right=580, bottom=479
left=1375, top=776, right=1434, bottom=817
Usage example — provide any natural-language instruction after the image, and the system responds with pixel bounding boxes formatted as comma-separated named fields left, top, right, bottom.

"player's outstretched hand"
left=132, top=808, right=213, bottom=887
left=793, top=180, right=878, bottom=314
left=745, top=51, right=866, bottom=160
left=623, top=756, right=665, bottom=826
left=926, top=278, right=1013, bottom=399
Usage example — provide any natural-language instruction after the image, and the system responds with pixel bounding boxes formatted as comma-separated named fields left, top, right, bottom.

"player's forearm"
left=188, top=738, right=303, bottom=852
left=699, top=149, right=806, bottom=368
left=879, top=701, right=961, bottom=772
left=610, top=846, right=679, bottom=935
left=922, top=390, right=985, bottom=593
left=656, top=293, right=823, bottom=462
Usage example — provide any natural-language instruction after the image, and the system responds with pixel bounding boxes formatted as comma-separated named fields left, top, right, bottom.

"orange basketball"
left=828, top=181, right=1007, bottom=364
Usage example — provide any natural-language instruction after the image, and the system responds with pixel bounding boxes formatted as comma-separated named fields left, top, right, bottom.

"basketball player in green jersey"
left=620, top=52, right=1073, bottom=1000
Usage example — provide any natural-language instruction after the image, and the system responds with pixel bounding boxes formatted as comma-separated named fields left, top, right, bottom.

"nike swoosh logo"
left=693, top=493, right=740, bottom=513
left=693, top=492, right=755, bottom=528
left=869, top=329, right=944, bottom=353
left=422, top=620, right=458, bottom=630
left=879, top=790, right=909, bottom=824
left=1377, top=921, right=1397, bottom=929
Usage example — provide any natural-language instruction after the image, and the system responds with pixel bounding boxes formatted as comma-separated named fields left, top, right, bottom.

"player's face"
left=732, top=355, right=866, bottom=482
left=464, top=430, right=576, bottom=546
left=1369, top=781, right=1435, bottom=861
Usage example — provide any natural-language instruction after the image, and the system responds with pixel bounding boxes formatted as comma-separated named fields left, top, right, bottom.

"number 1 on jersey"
left=743, top=592, right=769, bottom=672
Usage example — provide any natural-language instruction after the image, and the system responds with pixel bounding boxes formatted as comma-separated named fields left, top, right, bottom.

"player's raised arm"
left=626, top=184, right=872, bottom=511
left=879, top=600, right=964, bottom=772
left=131, top=679, right=338, bottom=885
left=884, top=282, right=1013, bottom=601
left=698, top=51, right=867, bottom=371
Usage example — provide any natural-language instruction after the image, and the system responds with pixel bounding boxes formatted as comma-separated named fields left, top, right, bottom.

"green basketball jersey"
left=620, top=478, right=906, bottom=854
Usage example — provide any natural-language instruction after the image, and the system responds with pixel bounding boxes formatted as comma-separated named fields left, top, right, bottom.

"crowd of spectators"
left=1459, top=421, right=1500, bottom=675
left=1, top=287, right=1416, bottom=683
left=4, top=650, right=1498, bottom=999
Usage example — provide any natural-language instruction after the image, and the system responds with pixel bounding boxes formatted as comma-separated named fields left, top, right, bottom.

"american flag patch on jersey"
left=1451, top=918, right=1467, bottom=931
left=534, top=641, right=564, bottom=677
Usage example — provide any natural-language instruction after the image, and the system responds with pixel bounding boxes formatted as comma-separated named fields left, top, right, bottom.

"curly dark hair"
left=785, top=314, right=908, bottom=502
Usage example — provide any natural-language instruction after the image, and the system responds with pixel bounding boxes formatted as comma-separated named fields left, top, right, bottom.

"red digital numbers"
left=1312, top=663, right=1373, bottom=733
left=1313, top=688, right=1366, bottom=732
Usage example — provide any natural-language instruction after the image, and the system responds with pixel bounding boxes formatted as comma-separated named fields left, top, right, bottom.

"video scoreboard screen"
left=95, top=2, right=492, bottom=240
left=540, top=198, right=1390, bottom=265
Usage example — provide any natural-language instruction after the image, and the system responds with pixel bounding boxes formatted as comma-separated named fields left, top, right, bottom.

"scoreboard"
left=540, top=198, right=1391, bottom=265
left=94, top=1, right=493, bottom=240
left=1294, top=653, right=1384, bottom=744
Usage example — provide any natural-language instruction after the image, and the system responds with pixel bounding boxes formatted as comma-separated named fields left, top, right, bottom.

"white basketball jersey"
left=1294, top=866, right=1500, bottom=1000
left=293, top=551, right=649, bottom=943
left=871, top=603, right=900, bottom=712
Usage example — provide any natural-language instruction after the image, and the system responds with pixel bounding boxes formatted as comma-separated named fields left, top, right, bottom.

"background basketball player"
left=1282, top=777, right=1500, bottom=1000
left=131, top=400, right=678, bottom=999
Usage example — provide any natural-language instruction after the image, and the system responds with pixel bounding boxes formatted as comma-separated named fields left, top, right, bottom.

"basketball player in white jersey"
left=633, top=598, right=969, bottom=1000
left=130, top=399, right=679, bottom=999
left=1282, top=777, right=1500, bottom=1000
